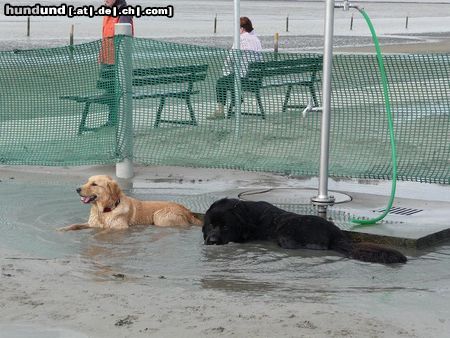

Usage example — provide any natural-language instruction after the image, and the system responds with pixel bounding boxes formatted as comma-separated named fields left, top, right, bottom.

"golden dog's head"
left=76, top=175, right=122, bottom=212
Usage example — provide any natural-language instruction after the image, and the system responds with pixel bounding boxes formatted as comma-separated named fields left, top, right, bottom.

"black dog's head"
left=202, top=198, right=255, bottom=245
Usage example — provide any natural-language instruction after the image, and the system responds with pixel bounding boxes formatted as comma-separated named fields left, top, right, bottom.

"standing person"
left=207, top=16, right=262, bottom=120
left=99, top=0, right=134, bottom=65
left=98, top=0, right=134, bottom=126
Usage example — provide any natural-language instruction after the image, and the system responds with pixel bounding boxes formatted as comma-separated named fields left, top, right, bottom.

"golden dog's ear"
left=107, top=179, right=121, bottom=203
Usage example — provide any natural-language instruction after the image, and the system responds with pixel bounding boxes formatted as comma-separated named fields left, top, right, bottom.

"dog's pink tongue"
left=81, top=196, right=91, bottom=204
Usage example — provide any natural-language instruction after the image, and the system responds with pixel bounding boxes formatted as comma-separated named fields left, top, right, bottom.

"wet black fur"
left=202, top=198, right=407, bottom=264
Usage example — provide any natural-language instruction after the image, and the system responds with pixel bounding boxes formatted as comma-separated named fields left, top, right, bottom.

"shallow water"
left=1, top=176, right=450, bottom=315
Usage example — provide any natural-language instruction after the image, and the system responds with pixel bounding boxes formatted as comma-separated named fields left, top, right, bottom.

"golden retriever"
left=58, top=175, right=202, bottom=231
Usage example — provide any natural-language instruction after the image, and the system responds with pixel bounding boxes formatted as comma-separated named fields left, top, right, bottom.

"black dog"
left=203, top=198, right=407, bottom=264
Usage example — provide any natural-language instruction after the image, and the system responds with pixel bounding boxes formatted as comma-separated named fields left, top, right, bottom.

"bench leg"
left=107, top=100, right=118, bottom=127
left=154, top=97, right=166, bottom=128
left=227, top=101, right=235, bottom=119
left=227, top=96, right=246, bottom=119
left=185, top=95, right=197, bottom=126
left=309, top=82, right=319, bottom=107
left=282, top=84, right=293, bottom=113
left=78, top=102, right=91, bottom=135
left=255, top=91, right=265, bottom=119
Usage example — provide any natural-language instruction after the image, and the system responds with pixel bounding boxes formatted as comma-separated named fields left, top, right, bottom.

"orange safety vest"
left=99, top=15, right=134, bottom=64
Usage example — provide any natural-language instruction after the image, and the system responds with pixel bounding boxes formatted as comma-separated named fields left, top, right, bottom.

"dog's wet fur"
left=59, top=175, right=202, bottom=231
left=203, top=198, right=407, bottom=264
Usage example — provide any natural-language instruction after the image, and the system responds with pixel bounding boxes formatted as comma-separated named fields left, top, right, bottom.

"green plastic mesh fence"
left=1, top=37, right=449, bottom=184
left=0, top=40, right=119, bottom=165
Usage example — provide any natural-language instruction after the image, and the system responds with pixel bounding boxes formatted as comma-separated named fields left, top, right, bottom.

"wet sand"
left=2, top=250, right=438, bottom=338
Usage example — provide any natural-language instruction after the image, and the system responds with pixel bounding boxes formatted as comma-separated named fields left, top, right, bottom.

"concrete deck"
left=2, top=164, right=450, bottom=250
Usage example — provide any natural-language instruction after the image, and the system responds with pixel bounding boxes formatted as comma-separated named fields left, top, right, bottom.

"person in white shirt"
left=207, top=17, right=263, bottom=120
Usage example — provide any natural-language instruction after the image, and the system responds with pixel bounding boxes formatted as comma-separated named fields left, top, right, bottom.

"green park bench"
left=227, top=55, right=323, bottom=119
left=62, top=63, right=209, bottom=135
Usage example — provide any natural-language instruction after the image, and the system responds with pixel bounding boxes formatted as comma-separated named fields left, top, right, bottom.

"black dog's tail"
left=332, top=239, right=407, bottom=264
left=350, top=242, right=407, bottom=264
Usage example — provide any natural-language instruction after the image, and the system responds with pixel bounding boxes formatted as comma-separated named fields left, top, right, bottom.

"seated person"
left=207, top=16, right=263, bottom=120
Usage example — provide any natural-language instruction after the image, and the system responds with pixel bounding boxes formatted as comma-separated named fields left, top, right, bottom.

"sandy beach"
left=0, top=247, right=426, bottom=338
left=2, top=255, right=438, bottom=338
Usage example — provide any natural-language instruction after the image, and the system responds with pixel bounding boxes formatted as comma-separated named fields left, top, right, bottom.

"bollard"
left=286, top=15, right=289, bottom=32
left=115, top=23, right=134, bottom=179
left=405, top=16, right=409, bottom=29
left=274, top=32, right=279, bottom=53
left=27, top=16, right=30, bottom=37
left=69, top=24, right=74, bottom=60
left=214, top=13, right=217, bottom=33
left=350, top=13, right=353, bottom=30
left=69, top=24, right=74, bottom=46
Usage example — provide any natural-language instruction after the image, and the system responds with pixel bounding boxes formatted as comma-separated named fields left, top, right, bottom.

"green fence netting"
left=0, top=37, right=449, bottom=184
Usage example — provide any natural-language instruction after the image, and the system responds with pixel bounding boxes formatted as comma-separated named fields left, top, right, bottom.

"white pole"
left=233, top=0, right=241, bottom=137
left=114, top=23, right=134, bottom=179
left=311, top=0, right=336, bottom=215
left=233, top=0, right=240, bottom=48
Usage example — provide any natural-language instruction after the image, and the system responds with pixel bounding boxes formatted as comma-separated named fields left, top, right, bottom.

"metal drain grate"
left=374, top=207, right=423, bottom=216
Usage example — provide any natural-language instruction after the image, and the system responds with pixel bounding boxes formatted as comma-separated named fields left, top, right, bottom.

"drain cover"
left=374, top=207, right=423, bottom=216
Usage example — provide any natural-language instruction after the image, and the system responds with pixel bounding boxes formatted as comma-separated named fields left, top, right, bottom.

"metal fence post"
left=115, top=23, right=134, bottom=179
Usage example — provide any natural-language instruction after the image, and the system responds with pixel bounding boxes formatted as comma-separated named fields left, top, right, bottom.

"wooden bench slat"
left=133, top=90, right=200, bottom=100
left=260, top=65, right=321, bottom=77
left=250, top=57, right=323, bottom=69
left=133, top=64, right=208, bottom=77
left=61, top=94, right=112, bottom=104
left=132, top=73, right=207, bottom=87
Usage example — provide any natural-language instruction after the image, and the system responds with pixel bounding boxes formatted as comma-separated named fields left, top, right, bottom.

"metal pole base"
left=311, top=195, right=335, bottom=206
left=317, top=206, right=328, bottom=219
left=311, top=195, right=335, bottom=219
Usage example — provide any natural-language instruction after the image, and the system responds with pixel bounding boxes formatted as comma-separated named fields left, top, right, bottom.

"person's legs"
left=207, top=74, right=234, bottom=119
left=216, top=74, right=232, bottom=106
left=99, top=64, right=117, bottom=125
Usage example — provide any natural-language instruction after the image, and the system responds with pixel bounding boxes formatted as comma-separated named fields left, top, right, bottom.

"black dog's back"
left=274, top=212, right=348, bottom=251
left=276, top=213, right=407, bottom=264
left=203, top=198, right=407, bottom=264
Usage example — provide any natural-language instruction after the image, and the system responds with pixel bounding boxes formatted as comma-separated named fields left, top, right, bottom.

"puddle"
left=1, top=178, right=450, bottom=308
